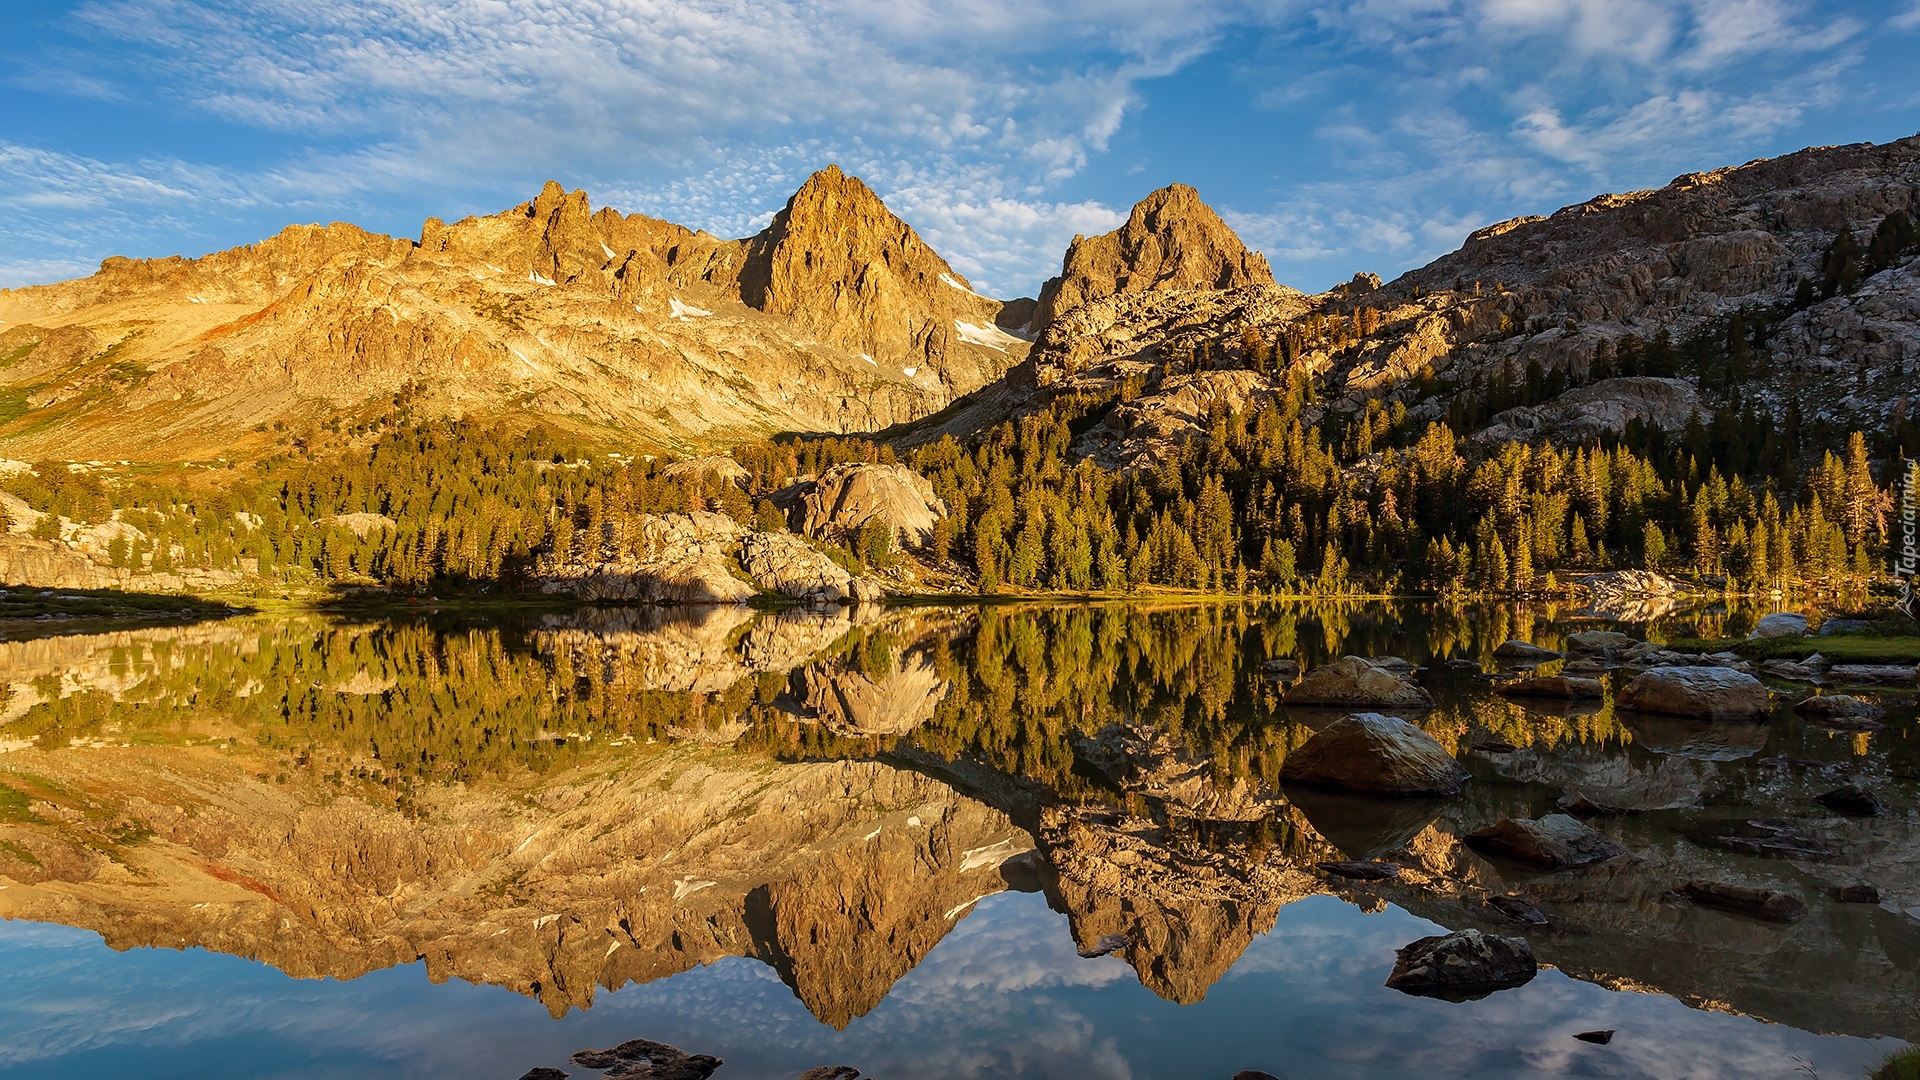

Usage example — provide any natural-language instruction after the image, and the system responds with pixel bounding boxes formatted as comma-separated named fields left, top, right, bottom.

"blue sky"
left=3, top=0, right=1919, bottom=297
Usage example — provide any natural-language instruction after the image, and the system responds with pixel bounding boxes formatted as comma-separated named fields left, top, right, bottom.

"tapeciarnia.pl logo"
left=1898, top=457, right=1918, bottom=619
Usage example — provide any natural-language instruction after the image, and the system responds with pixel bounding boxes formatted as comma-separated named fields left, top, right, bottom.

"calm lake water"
left=0, top=601, right=1914, bottom=1079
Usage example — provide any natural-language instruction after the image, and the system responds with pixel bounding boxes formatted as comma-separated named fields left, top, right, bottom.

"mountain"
left=910, top=135, right=1920, bottom=469
left=0, top=167, right=1029, bottom=461
left=1031, top=182, right=1275, bottom=332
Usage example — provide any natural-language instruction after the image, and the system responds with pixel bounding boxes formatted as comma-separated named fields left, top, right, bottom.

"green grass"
left=0, top=587, right=241, bottom=622
left=0, top=840, right=41, bottom=867
left=0, top=783, right=38, bottom=824
left=1874, top=1047, right=1920, bottom=1080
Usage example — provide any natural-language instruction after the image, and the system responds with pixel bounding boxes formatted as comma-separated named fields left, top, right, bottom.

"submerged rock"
left=1465, top=814, right=1628, bottom=869
left=1496, top=675, right=1605, bottom=699
left=1260, top=657, right=1300, bottom=679
left=1494, top=640, right=1563, bottom=661
left=1384, top=929, right=1538, bottom=1001
left=1677, top=881, right=1807, bottom=922
left=1283, top=656, right=1434, bottom=709
left=1795, top=694, right=1885, bottom=720
left=1816, top=785, right=1883, bottom=817
left=1832, top=884, right=1881, bottom=904
left=1485, top=895, right=1550, bottom=925
left=1279, top=712, right=1468, bottom=796
left=1618, top=666, right=1770, bottom=720
left=1701, top=819, right=1836, bottom=860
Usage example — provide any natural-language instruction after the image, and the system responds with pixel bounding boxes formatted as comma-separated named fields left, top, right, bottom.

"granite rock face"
left=793, top=463, right=948, bottom=550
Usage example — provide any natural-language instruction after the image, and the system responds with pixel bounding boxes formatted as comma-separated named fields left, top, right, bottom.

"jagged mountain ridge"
left=0, top=167, right=1030, bottom=460
left=904, top=135, right=1920, bottom=469
left=5, top=135, right=1917, bottom=471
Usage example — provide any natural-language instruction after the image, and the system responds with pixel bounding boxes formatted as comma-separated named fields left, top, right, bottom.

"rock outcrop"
left=739, top=531, right=880, bottom=604
left=1032, top=184, right=1273, bottom=331
left=536, top=512, right=754, bottom=603
left=791, top=463, right=947, bottom=550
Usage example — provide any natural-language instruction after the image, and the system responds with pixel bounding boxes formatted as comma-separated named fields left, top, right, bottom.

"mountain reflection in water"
left=0, top=601, right=1914, bottom=1078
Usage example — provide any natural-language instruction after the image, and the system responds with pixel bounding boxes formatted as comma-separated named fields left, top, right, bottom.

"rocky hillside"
left=0, top=168, right=1028, bottom=461
left=908, top=135, right=1920, bottom=470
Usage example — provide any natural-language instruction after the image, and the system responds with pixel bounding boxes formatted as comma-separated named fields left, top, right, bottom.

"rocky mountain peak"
left=728, top=165, right=1015, bottom=386
left=1033, top=183, right=1274, bottom=329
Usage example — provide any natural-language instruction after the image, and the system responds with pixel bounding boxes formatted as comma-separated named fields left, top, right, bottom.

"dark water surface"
left=0, top=601, right=1914, bottom=1079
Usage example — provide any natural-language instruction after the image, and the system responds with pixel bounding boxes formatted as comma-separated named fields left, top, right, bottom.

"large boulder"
left=1618, top=666, right=1770, bottom=720
left=794, top=463, right=948, bottom=549
left=1279, top=713, right=1468, bottom=797
left=1464, top=814, right=1628, bottom=869
left=1750, top=612, right=1809, bottom=639
left=1384, top=929, right=1537, bottom=1001
left=1283, top=656, right=1434, bottom=709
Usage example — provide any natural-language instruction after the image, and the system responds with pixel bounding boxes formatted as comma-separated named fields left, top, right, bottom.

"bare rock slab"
left=1619, top=666, right=1770, bottom=720
left=1385, top=929, right=1538, bottom=1001
left=1465, top=813, right=1628, bottom=869
left=1279, top=712, right=1468, bottom=796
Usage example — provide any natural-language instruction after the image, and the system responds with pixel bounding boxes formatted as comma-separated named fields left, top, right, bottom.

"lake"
left=0, top=601, right=1914, bottom=1079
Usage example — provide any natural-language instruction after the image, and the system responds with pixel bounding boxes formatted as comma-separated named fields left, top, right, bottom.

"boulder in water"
left=1279, top=713, right=1468, bottom=796
left=1465, top=813, right=1628, bottom=868
left=1677, top=880, right=1807, bottom=922
left=1283, top=656, right=1433, bottom=709
left=1796, top=694, right=1885, bottom=720
left=1494, top=640, right=1563, bottom=661
left=1750, top=613, right=1809, bottom=639
left=1384, top=929, right=1537, bottom=1000
left=1567, top=630, right=1636, bottom=657
left=1619, top=666, right=1769, bottom=720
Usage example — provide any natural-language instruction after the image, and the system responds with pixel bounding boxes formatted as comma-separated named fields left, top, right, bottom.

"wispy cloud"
left=0, top=0, right=1909, bottom=295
